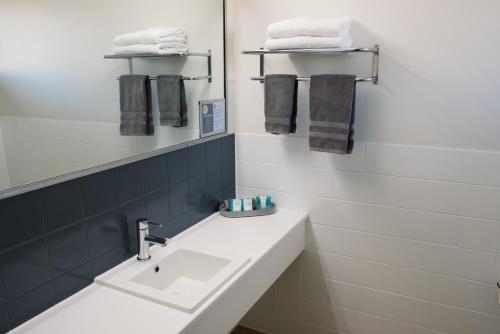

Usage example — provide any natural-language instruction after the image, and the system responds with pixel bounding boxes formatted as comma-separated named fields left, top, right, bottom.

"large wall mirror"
left=0, top=0, right=226, bottom=194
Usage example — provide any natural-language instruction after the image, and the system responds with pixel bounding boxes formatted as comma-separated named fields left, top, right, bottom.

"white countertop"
left=11, top=209, right=307, bottom=334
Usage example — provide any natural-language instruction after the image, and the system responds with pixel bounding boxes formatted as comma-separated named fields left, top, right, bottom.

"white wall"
left=0, top=0, right=224, bottom=190
left=230, top=0, right=500, bottom=151
left=229, top=0, right=500, bottom=333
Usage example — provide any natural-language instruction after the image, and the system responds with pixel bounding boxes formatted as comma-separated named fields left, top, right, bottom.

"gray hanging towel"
left=309, top=74, right=356, bottom=154
left=157, top=75, right=188, bottom=127
left=119, top=75, right=154, bottom=136
left=264, top=74, right=298, bottom=134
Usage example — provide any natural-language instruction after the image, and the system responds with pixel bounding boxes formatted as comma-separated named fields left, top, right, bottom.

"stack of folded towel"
left=265, top=18, right=352, bottom=50
left=113, top=27, right=188, bottom=55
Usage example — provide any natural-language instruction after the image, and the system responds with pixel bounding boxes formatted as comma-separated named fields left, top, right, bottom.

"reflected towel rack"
left=114, top=75, right=211, bottom=81
left=103, top=50, right=212, bottom=83
left=241, top=45, right=379, bottom=85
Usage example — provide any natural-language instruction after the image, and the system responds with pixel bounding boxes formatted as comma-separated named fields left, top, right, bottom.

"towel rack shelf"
left=114, top=75, right=211, bottom=81
left=104, top=49, right=212, bottom=83
left=103, top=52, right=211, bottom=59
left=241, top=45, right=379, bottom=85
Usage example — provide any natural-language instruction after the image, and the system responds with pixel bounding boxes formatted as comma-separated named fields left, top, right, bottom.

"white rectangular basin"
left=95, top=248, right=250, bottom=313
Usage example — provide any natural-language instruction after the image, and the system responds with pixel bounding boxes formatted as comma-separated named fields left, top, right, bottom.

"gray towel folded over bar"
left=264, top=74, right=298, bottom=135
left=157, top=75, right=188, bottom=127
left=309, top=74, right=356, bottom=154
left=119, top=75, right=154, bottom=136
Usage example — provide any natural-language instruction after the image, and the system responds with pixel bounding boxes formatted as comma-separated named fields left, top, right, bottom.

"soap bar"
left=256, top=195, right=272, bottom=209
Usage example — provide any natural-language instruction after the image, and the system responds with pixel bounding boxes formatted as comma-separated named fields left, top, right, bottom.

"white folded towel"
left=112, top=43, right=189, bottom=55
left=114, top=27, right=186, bottom=46
left=267, top=17, right=351, bottom=39
left=265, top=35, right=352, bottom=50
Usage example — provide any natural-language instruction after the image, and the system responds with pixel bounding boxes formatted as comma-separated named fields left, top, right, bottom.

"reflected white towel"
left=267, top=18, right=351, bottom=39
left=112, top=43, right=189, bottom=55
left=114, top=27, right=186, bottom=46
left=265, top=35, right=352, bottom=50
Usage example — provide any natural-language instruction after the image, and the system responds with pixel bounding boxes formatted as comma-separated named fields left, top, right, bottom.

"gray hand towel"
left=264, top=74, right=298, bottom=135
left=157, top=75, right=188, bottom=127
left=309, top=74, right=356, bottom=154
left=119, top=75, right=154, bottom=136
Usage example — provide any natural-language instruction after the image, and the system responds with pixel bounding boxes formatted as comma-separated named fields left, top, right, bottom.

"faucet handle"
left=136, top=218, right=163, bottom=230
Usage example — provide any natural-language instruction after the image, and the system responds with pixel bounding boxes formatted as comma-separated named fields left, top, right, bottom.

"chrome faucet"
left=136, top=218, right=168, bottom=261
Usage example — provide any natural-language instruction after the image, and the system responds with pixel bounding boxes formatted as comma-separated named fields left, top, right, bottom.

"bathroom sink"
left=95, top=248, right=250, bottom=313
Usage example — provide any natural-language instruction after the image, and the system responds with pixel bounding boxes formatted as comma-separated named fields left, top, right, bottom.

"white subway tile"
left=305, top=168, right=366, bottom=201
left=307, top=197, right=461, bottom=247
left=352, top=310, right=413, bottom=334
left=383, top=293, right=416, bottom=324
left=355, top=259, right=390, bottom=291
left=363, top=174, right=430, bottom=211
left=274, top=317, right=300, bottom=334
left=301, top=299, right=327, bottom=327
left=327, top=280, right=361, bottom=310
left=302, top=251, right=358, bottom=284
left=425, top=181, right=467, bottom=216
left=307, top=142, right=365, bottom=172
left=411, top=242, right=458, bottom=277
left=413, top=271, right=454, bottom=304
left=486, top=285, right=500, bottom=316
left=455, top=249, right=496, bottom=283
left=276, top=295, right=300, bottom=320
left=300, top=322, right=325, bottom=334
left=306, top=224, right=359, bottom=256
left=302, top=275, right=329, bottom=303
left=236, top=134, right=307, bottom=166
left=276, top=265, right=301, bottom=298
left=463, top=185, right=500, bottom=221
left=452, top=279, right=490, bottom=312
left=348, top=283, right=387, bottom=317
left=324, top=253, right=359, bottom=284
left=458, top=218, right=500, bottom=252
left=430, top=149, right=471, bottom=184
left=383, top=265, right=418, bottom=297
left=252, top=287, right=277, bottom=333
left=448, top=308, right=486, bottom=334
left=412, top=327, right=447, bottom=334
left=414, top=300, right=452, bottom=333
left=365, top=143, right=433, bottom=179
left=326, top=305, right=357, bottom=332
left=237, top=186, right=305, bottom=210
left=237, top=160, right=305, bottom=193
left=485, top=315, right=500, bottom=334
left=468, top=151, right=500, bottom=187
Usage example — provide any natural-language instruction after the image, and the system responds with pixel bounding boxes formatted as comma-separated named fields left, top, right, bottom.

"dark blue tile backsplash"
left=0, top=134, right=235, bottom=332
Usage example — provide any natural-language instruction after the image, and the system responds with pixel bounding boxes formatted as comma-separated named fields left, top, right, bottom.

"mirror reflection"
left=0, top=0, right=225, bottom=192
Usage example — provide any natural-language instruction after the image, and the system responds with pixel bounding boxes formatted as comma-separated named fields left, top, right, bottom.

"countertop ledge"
left=10, top=209, right=308, bottom=334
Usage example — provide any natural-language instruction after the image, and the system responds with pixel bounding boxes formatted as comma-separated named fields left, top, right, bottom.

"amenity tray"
left=219, top=203, right=276, bottom=218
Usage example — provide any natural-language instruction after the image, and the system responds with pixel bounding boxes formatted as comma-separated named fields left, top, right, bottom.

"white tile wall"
left=0, top=116, right=198, bottom=190
left=236, top=134, right=500, bottom=334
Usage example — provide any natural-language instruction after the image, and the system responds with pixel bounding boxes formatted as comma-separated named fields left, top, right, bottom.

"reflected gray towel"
left=119, top=75, right=154, bottom=136
left=264, top=74, right=298, bottom=135
left=309, top=74, right=356, bottom=154
left=157, top=75, right=188, bottom=127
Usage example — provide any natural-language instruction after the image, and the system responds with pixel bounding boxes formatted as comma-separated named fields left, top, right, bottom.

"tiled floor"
left=231, top=326, right=263, bottom=334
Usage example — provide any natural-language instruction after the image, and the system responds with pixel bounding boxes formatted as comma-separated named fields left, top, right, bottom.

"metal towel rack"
left=241, top=45, right=379, bottom=85
left=103, top=50, right=212, bottom=83
left=114, top=75, right=211, bottom=81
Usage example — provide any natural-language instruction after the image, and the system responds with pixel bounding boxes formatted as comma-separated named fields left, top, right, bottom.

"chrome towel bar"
left=241, top=44, right=380, bottom=85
